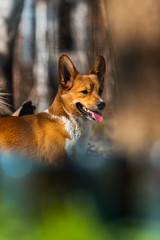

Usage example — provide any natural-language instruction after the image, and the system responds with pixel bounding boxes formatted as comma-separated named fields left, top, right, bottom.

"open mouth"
left=76, top=103, right=103, bottom=122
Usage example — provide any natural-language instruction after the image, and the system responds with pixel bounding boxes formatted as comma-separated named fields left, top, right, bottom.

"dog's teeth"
left=82, top=106, right=89, bottom=112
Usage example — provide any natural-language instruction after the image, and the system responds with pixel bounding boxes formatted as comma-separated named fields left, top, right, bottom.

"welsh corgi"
left=0, top=55, right=106, bottom=164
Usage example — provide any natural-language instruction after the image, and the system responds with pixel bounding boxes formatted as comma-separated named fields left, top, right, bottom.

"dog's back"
left=0, top=112, right=69, bottom=163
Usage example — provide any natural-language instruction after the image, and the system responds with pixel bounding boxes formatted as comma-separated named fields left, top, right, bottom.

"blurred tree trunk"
left=87, top=0, right=117, bottom=112
left=47, top=0, right=59, bottom=104
left=13, top=0, right=36, bottom=109
left=0, top=0, right=24, bottom=105
left=34, top=0, right=49, bottom=111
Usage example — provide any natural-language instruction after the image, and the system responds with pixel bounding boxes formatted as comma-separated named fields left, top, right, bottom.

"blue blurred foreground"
left=0, top=149, right=160, bottom=240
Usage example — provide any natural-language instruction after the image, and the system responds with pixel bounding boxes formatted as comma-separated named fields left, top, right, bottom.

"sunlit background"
left=0, top=0, right=160, bottom=239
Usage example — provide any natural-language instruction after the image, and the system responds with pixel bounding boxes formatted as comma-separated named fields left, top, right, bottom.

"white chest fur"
left=43, top=109, right=93, bottom=160
left=62, top=115, right=93, bottom=160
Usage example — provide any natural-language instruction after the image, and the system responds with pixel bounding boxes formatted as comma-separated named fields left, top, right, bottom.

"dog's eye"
left=99, top=88, right=103, bottom=95
left=81, top=90, right=88, bottom=94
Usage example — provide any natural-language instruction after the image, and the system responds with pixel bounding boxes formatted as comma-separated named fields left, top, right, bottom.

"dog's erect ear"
left=59, top=55, right=78, bottom=89
left=89, top=55, right=106, bottom=86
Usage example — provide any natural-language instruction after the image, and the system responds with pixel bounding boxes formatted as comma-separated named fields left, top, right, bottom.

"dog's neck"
left=48, top=89, right=69, bottom=119
left=44, top=92, right=93, bottom=160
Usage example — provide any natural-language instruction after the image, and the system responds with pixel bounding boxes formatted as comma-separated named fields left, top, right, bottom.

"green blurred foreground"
left=0, top=151, right=160, bottom=240
left=0, top=194, right=160, bottom=240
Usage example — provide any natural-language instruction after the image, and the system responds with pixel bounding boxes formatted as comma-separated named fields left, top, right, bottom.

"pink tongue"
left=90, top=110, right=103, bottom=122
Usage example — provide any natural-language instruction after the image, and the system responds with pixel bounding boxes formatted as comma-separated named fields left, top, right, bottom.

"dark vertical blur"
left=58, top=1, right=74, bottom=51
left=107, top=0, right=160, bottom=154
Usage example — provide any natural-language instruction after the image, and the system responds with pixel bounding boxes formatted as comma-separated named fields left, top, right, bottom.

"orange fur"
left=0, top=55, right=106, bottom=164
left=0, top=113, right=70, bottom=163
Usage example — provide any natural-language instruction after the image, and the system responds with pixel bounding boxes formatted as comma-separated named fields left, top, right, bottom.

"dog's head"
left=58, top=54, right=106, bottom=122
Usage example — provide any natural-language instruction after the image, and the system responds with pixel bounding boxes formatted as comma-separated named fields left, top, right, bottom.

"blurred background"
left=0, top=0, right=160, bottom=239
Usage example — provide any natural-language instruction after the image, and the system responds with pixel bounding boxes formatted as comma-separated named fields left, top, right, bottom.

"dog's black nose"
left=97, top=101, right=106, bottom=110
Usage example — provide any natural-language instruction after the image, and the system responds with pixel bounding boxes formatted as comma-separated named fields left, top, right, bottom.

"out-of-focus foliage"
left=34, top=198, right=111, bottom=240
left=0, top=151, right=160, bottom=240
left=0, top=191, right=160, bottom=240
